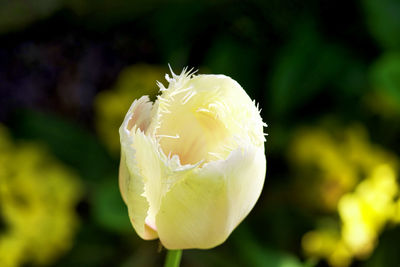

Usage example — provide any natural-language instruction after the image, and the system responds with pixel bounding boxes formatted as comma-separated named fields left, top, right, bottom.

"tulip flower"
left=119, top=68, right=266, bottom=254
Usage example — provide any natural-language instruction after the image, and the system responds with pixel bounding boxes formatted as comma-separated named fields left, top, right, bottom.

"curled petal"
left=119, top=96, right=158, bottom=239
left=119, top=152, right=158, bottom=240
left=156, top=145, right=266, bottom=249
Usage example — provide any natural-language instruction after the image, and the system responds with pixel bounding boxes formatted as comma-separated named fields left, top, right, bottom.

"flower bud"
left=119, top=68, right=266, bottom=249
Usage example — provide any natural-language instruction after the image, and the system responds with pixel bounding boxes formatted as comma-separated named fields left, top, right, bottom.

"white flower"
left=119, top=68, right=266, bottom=249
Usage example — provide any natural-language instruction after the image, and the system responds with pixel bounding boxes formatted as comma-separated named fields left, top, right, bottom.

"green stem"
left=164, top=249, right=182, bottom=267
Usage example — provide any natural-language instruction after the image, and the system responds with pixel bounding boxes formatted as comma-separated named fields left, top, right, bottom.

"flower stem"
left=164, top=249, right=182, bottom=267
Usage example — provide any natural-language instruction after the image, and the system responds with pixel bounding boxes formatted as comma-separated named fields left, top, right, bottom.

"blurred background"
left=0, top=0, right=400, bottom=266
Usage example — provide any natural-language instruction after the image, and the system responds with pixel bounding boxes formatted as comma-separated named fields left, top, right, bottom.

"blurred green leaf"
left=0, top=0, right=63, bottom=33
left=185, top=249, right=242, bottom=267
left=269, top=21, right=356, bottom=118
left=233, top=225, right=305, bottom=267
left=66, top=0, right=162, bottom=30
left=92, top=178, right=132, bottom=233
left=10, top=109, right=114, bottom=181
left=370, top=52, right=400, bottom=108
left=362, top=0, right=400, bottom=49
left=203, top=35, right=259, bottom=97
left=151, top=2, right=208, bottom=67
left=365, top=227, right=400, bottom=267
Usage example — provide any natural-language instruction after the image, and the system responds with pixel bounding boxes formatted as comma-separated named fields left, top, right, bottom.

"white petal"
left=122, top=95, right=153, bottom=133
left=155, top=145, right=266, bottom=249
left=148, top=74, right=265, bottom=166
left=119, top=152, right=158, bottom=239
left=119, top=95, right=153, bottom=203
left=119, top=96, right=158, bottom=239
left=131, top=130, right=166, bottom=231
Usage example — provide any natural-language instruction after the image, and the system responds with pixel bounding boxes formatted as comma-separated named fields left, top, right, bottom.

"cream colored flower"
left=119, top=68, right=266, bottom=249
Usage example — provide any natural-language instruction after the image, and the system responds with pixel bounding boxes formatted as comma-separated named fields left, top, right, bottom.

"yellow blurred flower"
left=0, top=125, right=82, bottom=267
left=289, top=124, right=397, bottom=212
left=339, top=164, right=397, bottom=257
left=94, top=64, right=165, bottom=154
left=291, top=124, right=400, bottom=266
left=302, top=227, right=352, bottom=267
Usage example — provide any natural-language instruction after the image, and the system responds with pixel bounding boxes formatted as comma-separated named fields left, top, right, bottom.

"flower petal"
left=119, top=95, right=153, bottom=203
left=119, top=96, right=158, bottom=240
left=119, top=152, right=158, bottom=239
left=156, top=145, right=266, bottom=249
left=131, top=130, right=166, bottom=231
